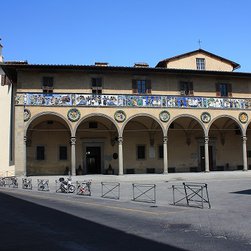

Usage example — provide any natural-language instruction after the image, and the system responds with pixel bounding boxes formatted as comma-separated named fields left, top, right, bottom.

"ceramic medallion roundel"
left=239, top=112, right=248, bottom=124
left=114, top=110, right=126, bottom=122
left=24, top=108, right=31, bottom=122
left=159, top=110, right=170, bottom=122
left=67, top=108, right=81, bottom=122
left=201, top=112, right=211, bottom=123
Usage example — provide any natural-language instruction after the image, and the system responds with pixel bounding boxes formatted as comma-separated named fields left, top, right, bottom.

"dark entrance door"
left=86, top=147, right=101, bottom=174
left=200, top=145, right=213, bottom=171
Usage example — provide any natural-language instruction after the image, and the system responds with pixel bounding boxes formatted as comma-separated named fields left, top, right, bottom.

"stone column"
left=163, top=136, right=168, bottom=174
left=118, top=137, right=123, bottom=175
left=242, top=136, right=248, bottom=171
left=204, top=136, right=210, bottom=172
left=23, top=136, right=27, bottom=176
left=71, top=137, right=76, bottom=176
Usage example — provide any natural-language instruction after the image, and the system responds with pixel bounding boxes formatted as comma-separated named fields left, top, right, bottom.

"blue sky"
left=1, top=0, right=251, bottom=71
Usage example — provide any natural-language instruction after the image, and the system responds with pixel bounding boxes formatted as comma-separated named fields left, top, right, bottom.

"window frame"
left=196, top=58, right=205, bottom=70
left=158, top=145, right=164, bottom=159
left=179, top=81, right=194, bottom=96
left=59, top=145, right=68, bottom=161
left=42, top=76, right=54, bottom=93
left=91, top=77, right=103, bottom=94
left=132, top=79, right=151, bottom=94
left=36, top=145, right=45, bottom=161
left=136, top=145, right=146, bottom=160
left=216, top=83, right=232, bottom=97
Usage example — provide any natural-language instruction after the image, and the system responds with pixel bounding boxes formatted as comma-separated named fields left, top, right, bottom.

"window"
left=180, top=81, right=194, bottom=95
left=132, top=80, right=151, bottom=94
left=91, top=77, right=102, bottom=94
left=158, top=145, right=163, bottom=159
left=59, top=146, right=67, bottom=160
left=196, top=58, right=205, bottom=70
left=89, top=121, right=98, bottom=128
left=216, top=83, right=232, bottom=97
left=42, top=77, right=54, bottom=93
left=36, top=146, right=45, bottom=160
left=247, top=151, right=251, bottom=158
left=137, top=145, right=146, bottom=159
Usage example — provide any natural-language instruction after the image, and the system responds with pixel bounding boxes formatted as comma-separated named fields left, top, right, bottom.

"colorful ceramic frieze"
left=15, top=93, right=251, bottom=110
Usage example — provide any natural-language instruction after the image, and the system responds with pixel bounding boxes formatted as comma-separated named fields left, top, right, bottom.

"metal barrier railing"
left=172, top=182, right=211, bottom=209
left=76, top=180, right=92, bottom=196
left=22, top=178, right=32, bottom=190
left=101, top=182, right=120, bottom=200
left=132, top=183, right=156, bottom=204
left=37, top=179, right=49, bottom=191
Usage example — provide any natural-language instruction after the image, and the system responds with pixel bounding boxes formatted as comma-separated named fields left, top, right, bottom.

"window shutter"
left=180, top=81, right=185, bottom=95
left=228, top=84, right=232, bottom=97
left=146, top=80, right=152, bottom=94
left=132, top=79, right=137, bottom=93
left=96, top=78, right=102, bottom=87
left=189, top=82, right=194, bottom=95
left=180, top=82, right=185, bottom=91
left=216, top=83, right=220, bottom=97
left=1, top=75, right=6, bottom=86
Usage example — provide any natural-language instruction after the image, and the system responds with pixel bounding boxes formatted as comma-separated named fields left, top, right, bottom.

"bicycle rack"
left=132, top=183, right=156, bottom=204
left=76, top=180, right=92, bottom=196
left=37, top=179, right=49, bottom=191
left=101, top=182, right=120, bottom=200
left=22, top=178, right=32, bottom=190
left=172, top=182, right=211, bottom=209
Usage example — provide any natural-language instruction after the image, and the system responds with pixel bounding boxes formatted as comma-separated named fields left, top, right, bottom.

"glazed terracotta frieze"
left=15, top=92, right=251, bottom=110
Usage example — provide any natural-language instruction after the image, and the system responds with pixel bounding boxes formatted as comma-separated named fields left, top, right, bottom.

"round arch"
left=121, top=113, right=165, bottom=137
left=25, top=111, right=73, bottom=136
left=208, top=114, right=244, bottom=136
left=243, top=119, right=251, bottom=136
left=73, top=113, right=120, bottom=136
left=167, top=114, right=207, bottom=137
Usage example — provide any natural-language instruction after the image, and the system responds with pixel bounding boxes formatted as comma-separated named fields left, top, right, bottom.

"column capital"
left=24, top=136, right=27, bottom=143
left=242, top=136, right=247, bottom=142
left=70, top=137, right=76, bottom=145
left=204, top=136, right=209, bottom=144
left=118, top=136, right=123, bottom=144
left=163, top=136, right=168, bottom=144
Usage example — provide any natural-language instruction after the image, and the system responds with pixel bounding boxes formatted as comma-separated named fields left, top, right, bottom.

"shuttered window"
left=216, top=83, right=232, bottom=97
left=180, top=81, right=194, bottom=95
left=132, top=80, right=151, bottom=94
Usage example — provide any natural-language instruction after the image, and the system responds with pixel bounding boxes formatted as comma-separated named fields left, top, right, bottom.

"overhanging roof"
left=1, top=61, right=251, bottom=85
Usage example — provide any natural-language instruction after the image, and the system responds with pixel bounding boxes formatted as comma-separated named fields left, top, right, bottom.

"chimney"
left=95, top=62, right=109, bottom=67
left=134, top=62, right=149, bottom=68
left=0, top=42, right=3, bottom=62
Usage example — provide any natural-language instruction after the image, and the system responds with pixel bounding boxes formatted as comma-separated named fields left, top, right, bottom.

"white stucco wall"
left=0, top=54, right=15, bottom=176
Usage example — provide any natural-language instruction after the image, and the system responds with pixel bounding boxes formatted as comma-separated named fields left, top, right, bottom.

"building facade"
left=1, top=49, right=251, bottom=176
left=0, top=44, right=14, bottom=176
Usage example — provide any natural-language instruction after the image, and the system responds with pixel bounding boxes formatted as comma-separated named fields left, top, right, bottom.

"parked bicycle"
left=37, top=179, right=49, bottom=191
left=57, top=177, right=75, bottom=193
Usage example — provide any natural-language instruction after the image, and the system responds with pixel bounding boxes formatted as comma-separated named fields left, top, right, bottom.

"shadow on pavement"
left=0, top=192, right=186, bottom=251
left=231, top=189, right=251, bottom=195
